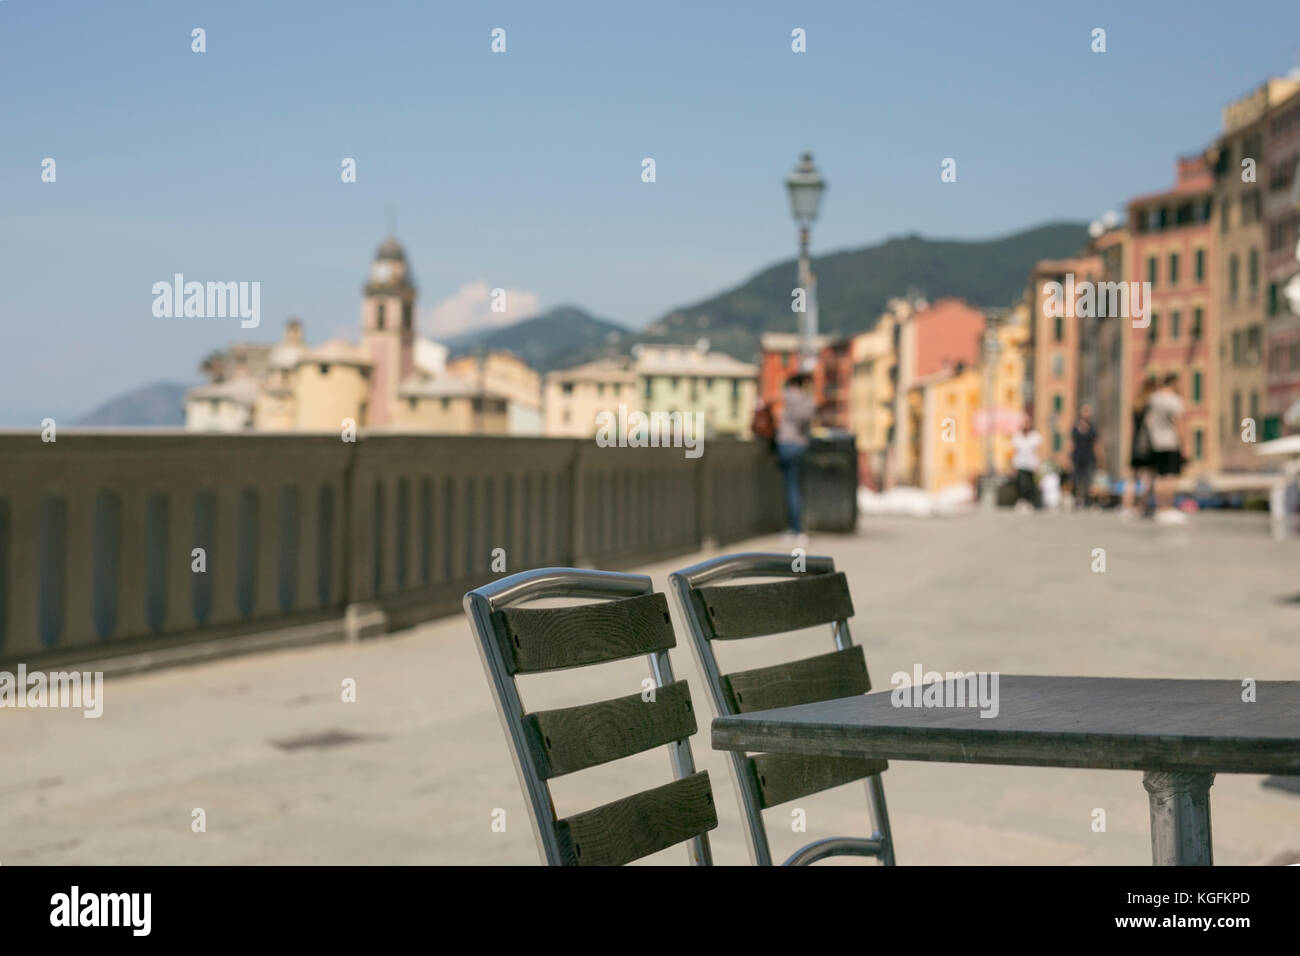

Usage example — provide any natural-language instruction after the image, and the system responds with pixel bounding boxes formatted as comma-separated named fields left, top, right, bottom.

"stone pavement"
left=2, top=510, right=1298, bottom=865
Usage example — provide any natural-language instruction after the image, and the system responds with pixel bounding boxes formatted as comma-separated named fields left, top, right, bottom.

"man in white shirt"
left=1010, top=419, right=1042, bottom=511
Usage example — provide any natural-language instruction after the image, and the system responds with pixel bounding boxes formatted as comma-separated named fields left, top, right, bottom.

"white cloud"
left=425, top=281, right=542, bottom=339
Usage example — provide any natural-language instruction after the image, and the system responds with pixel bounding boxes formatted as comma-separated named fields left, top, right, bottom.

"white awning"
left=1256, top=435, right=1300, bottom=458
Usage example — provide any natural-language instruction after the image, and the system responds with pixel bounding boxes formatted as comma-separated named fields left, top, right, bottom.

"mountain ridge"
left=444, top=304, right=632, bottom=373
left=634, top=221, right=1090, bottom=360
left=457, top=221, right=1090, bottom=369
left=72, top=382, right=193, bottom=427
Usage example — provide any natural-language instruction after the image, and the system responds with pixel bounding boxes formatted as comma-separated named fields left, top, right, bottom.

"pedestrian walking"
left=1121, top=377, right=1157, bottom=519
left=1070, top=405, right=1099, bottom=509
left=1010, top=417, right=1042, bottom=512
left=776, top=371, right=815, bottom=545
left=1145, top=372, right=1188, bottom=525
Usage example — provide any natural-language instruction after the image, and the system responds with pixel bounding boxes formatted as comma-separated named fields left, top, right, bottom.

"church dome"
left=375, top=237, right=406, bottom=262
left=365, top=235, right=415, bottom=293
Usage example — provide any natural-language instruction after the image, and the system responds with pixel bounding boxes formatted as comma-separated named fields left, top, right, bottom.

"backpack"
left=1133, top=415, right=1152, bottom=459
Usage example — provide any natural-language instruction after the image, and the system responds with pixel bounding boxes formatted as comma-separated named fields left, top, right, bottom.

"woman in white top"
left=1010, top=419, right=1042, bottom=510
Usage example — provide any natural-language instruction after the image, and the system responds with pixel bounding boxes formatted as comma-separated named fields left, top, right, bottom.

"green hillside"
left=638, top=221, right=1090, bottom=359
left=447, top=305, right=632, bottom=373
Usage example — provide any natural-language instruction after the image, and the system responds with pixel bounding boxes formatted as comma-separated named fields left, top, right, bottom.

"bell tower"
left=360, top=237, right=416, bottom=426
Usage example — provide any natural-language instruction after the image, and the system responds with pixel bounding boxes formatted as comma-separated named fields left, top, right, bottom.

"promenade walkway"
left=3, top=511, right=1297, bottom=865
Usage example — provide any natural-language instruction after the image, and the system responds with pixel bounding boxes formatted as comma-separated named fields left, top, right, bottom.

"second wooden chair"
left=669, top=552, right=896, bottom=866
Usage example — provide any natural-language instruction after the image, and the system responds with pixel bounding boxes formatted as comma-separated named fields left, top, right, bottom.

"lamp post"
left=785, top=152, right=826, bottom=372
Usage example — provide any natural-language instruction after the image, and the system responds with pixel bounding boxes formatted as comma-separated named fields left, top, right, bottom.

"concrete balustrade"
left=0, top=431, right=783, bottom=672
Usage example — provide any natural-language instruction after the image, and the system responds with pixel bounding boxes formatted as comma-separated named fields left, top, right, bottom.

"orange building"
left=911, top=298, right=986, bottom=380
left=890, top=298, right=986, bottom=487
left=816, top=338, right=854, bottom=428
left=1126, top=157, right=1220, bottom=478
left=757, top=332, right=832, bottom=424
left=1028, top=255, right=1102, bottom=461
left=1262, top=83, right=1300, bottom=435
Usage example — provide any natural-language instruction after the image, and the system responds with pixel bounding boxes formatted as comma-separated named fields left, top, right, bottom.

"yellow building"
left=253, top=319, right=306, bottom=430
left=849, top=314, right=897, bottom=488
left=391, top=377, right=510, bottom=434
left=986, top=303, right=1032, bottom=474
left=186, top=238, right=538, bottom=436
left=544, top=358, right=639, bottom=437
left=882, top=295, right=931, bottom=487
left=899, top=305, right=1031, bottom=493
left=294, top=338, right=372, bottom=430
left=447, top=350, right=543, bottom=434
left=546, top=343, right=759, bottom=439
left=633, top=342, right=757, bottom=438
left=911, top=366, right=983, bottom=493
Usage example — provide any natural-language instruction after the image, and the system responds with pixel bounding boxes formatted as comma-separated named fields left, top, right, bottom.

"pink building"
left=912, top=298, right=985, bottom=379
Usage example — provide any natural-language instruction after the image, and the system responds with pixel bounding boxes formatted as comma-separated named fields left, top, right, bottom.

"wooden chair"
left=464, top=567, right=717, bottom=866
left=669, top=552, right=896, bottom=866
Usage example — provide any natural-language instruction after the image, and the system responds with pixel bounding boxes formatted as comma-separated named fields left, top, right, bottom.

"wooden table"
left=711, top=676, right=1300, bottom=865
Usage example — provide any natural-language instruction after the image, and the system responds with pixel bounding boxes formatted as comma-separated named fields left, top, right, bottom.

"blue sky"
left=3, top=0, right=1299, bottom=422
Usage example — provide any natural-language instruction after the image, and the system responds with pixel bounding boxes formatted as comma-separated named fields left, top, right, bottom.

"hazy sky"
left=3, top=0, right=1299, bottom=422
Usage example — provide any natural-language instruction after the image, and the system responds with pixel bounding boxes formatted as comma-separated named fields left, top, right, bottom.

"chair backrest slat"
left=724, top=645, right=870, bottom=713
left=465, top=568, right=714, bottom=866
left=494, top=591, right=675, bottom=674
left=696, top=571, right=854, bottom=639
left=747, top=753, right=889, bottom=809
left=526, top=679, right=698, bottom=779
left=555, top=771, right=716, bottom=867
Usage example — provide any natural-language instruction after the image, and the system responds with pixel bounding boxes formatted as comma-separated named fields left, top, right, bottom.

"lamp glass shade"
left=785, top=153, right=825, bottom=226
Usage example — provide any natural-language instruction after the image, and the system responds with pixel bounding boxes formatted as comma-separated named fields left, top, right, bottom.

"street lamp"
left=786, top=151, right=826, bottom=372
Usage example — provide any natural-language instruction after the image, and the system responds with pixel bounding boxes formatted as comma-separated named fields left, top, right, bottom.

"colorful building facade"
left=1263, top=81, right=1300, bottom=435
left=1126, top=158, right=1220, bottom=478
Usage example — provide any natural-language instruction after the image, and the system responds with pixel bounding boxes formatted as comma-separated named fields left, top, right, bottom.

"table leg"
left=1141, top=771, right=1215, bottom=866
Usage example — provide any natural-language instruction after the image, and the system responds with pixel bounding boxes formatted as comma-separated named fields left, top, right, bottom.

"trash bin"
left=802, top=433, right=858, bottom=533
left=995, top=476, right=1019, bottom=508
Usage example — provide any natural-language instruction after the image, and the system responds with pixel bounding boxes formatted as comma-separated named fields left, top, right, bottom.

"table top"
left=711, top=676, right=1300, bottom=775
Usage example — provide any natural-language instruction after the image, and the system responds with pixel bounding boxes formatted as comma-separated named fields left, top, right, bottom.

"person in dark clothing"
left=1122, top=377, right=1158, bottom=519
left=1069, top=404, right=1099, bottom=509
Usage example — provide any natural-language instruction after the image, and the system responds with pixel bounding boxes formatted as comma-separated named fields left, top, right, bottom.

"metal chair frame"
left=464, top=566, right=713, bottom=866
left=669, top=552, right=895, bottom=866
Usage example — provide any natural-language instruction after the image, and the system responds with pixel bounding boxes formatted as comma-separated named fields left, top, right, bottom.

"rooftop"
left=186, top=376, right=260, bottom=405
left=300, top=338, right=372, bottom=367
left=397, top=374, right=508, bottom=400
left=547, top=357, right=637, bottom=384
left=633, top=343, right=758, bottom=376
left=760, top=332, right=833, bottom=352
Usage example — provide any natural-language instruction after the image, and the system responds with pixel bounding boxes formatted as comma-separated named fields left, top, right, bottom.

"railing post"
left=695, top=446, right=716, bottom=553
left=341, top=434, right=384, bottom=641
left=568, top=440, right=589, bottom=567
left=8, top=487, right=40, bottom=656
left=1143, top=770, right=1215, bottom=865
